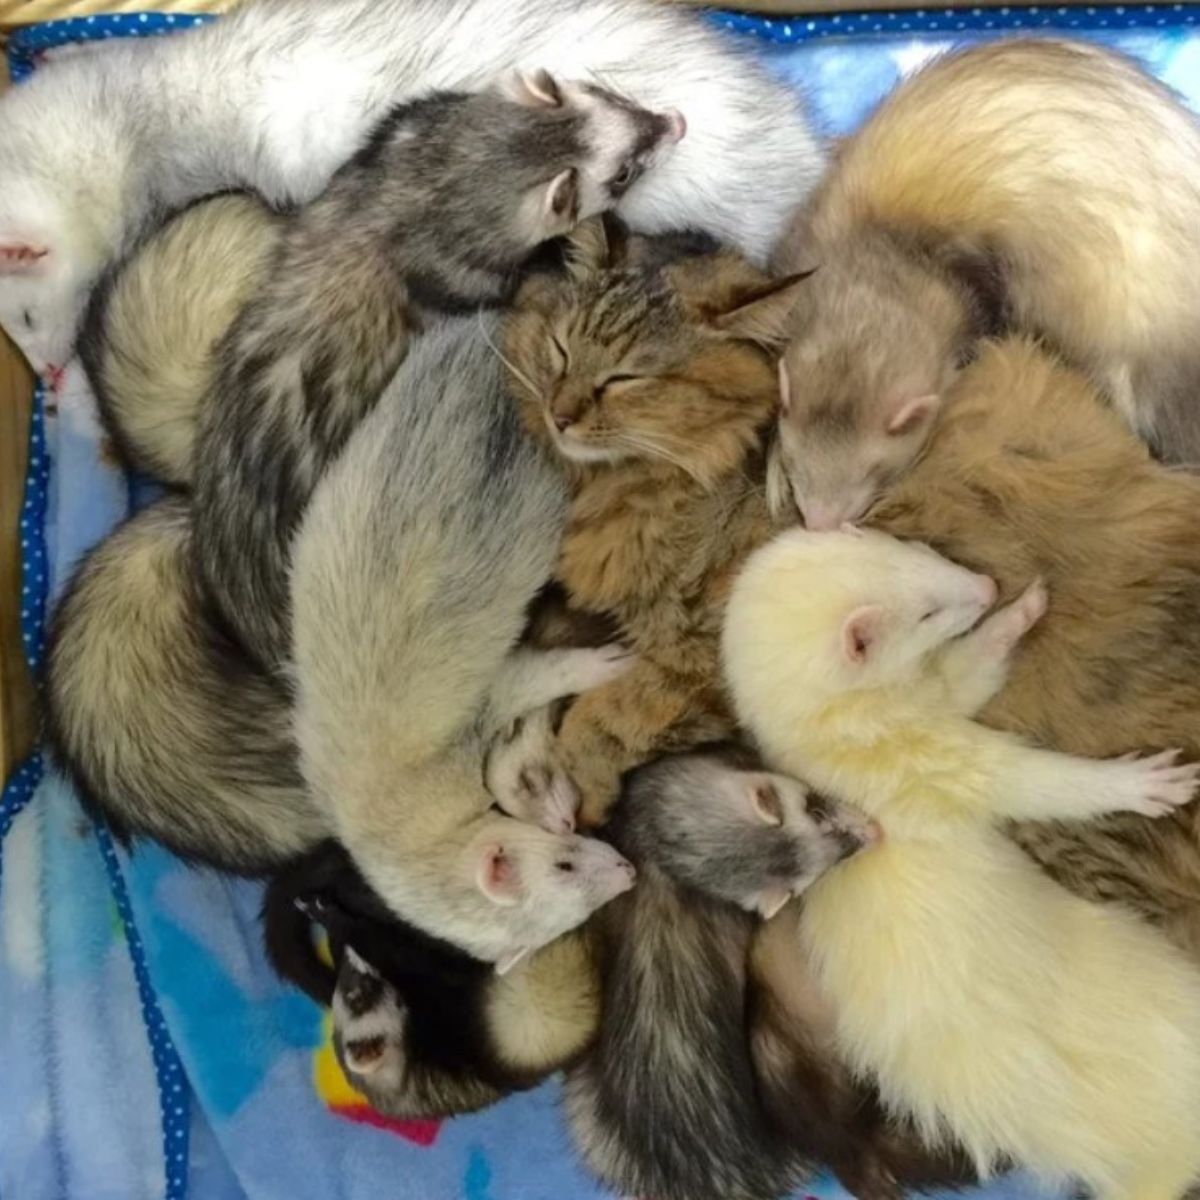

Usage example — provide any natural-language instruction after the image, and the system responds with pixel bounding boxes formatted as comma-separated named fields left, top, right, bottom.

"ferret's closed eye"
left=608, top=160, right=642, bottom=196
left=919, top=607, right=942, bottom=622
left=23, top=310, right=34, bottom=330
left=555, top=860, right=576, bottom=873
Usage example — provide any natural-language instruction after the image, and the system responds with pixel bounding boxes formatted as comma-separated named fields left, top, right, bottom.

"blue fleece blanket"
left=4, top=9, right=1200, bottom=1199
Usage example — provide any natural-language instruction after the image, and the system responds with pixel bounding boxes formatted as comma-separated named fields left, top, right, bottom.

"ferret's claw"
left=1117, top=748, right=1199, bottom=817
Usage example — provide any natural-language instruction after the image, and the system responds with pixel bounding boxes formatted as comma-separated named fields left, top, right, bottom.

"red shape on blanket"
left=330, top=1103, right=442, bottom=1146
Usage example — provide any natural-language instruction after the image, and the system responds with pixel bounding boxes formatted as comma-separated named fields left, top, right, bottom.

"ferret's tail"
left=563, top=870, right=803, bottom=1200
left=45, top=496, right=328, bottom=871
left=79, top=194, right=280, bottom=487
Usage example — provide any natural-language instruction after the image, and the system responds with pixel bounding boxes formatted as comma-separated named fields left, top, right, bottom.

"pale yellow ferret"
left=722, top=527, right=1200, bottom=1200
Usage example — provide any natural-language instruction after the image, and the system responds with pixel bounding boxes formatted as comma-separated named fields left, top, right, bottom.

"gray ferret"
left=262, top=840, right=599, bottom=1117
left=188, top=75, right=680, bottom=671
left=563, top=747, right=972, bottom=1200
left=772, top=38, right=1200, bottom=530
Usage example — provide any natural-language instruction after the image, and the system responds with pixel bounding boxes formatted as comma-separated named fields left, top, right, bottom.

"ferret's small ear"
left=476, top=844, right=521, bottom=907
left=543, top=167, right=580, bottom=227
left=751, top=780, right=784, bottom=827
left=343, top=1036, right=388, bottom=1075
left=504, top=68, right=564, bottom=109
left=565, top=214, right=618, bottom=281
left=842, top=605, right=883, bottom=666
left=755, top=887, right=792, bottom=921
left=0, top=240, right=50, bottom=275
left=707, top=269, right=814, bottom=349
left=494, top=945, right=532, bottom=976
left=886, top=394, right=940, bottom=437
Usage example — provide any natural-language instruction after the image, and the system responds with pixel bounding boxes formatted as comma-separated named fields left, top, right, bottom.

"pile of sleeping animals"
left=6, top=0, right=1200, bottom=1195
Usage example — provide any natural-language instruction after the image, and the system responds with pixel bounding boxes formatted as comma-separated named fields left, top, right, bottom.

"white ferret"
left=0, top=0, right=822, bottom=378
left=722, top=527, right=1200, bottom=1200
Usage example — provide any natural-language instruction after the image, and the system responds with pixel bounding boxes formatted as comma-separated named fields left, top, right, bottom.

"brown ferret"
left=871, top=334, right=1200, bottom=955
left=772, top=38, right=1200, bottom=530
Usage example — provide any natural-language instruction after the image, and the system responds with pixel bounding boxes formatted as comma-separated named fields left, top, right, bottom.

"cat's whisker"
left=616, top=432, right=705, bottom=485
left=477, top=310, right=540, bottom=399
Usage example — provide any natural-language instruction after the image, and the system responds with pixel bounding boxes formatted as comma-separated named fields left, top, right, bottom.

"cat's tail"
left=79, top=193, right=281, bottom=487
left=45, top=495, right=329, bottom=872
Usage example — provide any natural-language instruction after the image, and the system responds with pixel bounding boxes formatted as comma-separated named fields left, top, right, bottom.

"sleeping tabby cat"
left=501, top=217, right=809, bottom=823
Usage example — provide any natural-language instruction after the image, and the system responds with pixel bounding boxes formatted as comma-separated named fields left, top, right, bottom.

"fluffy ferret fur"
left=772, top=38, right=1200, bottom=530
left=723, top=527, right=1200, bottom=1199
left=79, top=193, right=281, bottom=488
left=870, top=336, right=1200, bottom=955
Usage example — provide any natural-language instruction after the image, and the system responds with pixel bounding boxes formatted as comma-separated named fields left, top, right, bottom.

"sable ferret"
left=49, top=317, right=635, bottom=965
left=262, top=840, right=599, bottom=1118
left=723, top=527, right=1200, bottom=1198
left=772, top=38, right=1200, bottom=529
left=868, top=336, right=1200, bottom=955
left=189, top=75, right=680, bottom=669
left=565, top=748, right=973, bottom=1200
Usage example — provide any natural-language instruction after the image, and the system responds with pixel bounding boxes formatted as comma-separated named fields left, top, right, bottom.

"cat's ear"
left=475, top=843, right=521, bottom=907
left=885, top=393, right=940, bottom=437
left=564, top=214, right=627, bottom=282
left=0, top=236, right=51, bottom=275
left=841, top=605, right=883, bottom=666
left=503, top=68, right=564, bottom=109
left=706, top=269, right=814, bottom=350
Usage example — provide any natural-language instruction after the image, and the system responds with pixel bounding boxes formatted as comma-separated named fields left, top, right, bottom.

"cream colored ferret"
left=722, top=527, right=1200, bottom=1200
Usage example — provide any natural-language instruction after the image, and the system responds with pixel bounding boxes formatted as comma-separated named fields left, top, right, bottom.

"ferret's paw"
left=1011, top=576, right=1048, bottom=632
left=980, top=576, right=1047, bottom=652
left=485, top=707, right=580, bottom=834
left=566, top=643, right=638, bottom=693
left=1112, top=749, right=1200, bottom=817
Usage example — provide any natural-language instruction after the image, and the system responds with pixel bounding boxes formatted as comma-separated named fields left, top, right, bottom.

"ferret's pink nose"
left=864, top=818, right=884, bottom=845
left=662, top=109, right=687, bottom=143
left=44, top=363, right=64, bottom=392
left=801, top=501, right=849, bottom=532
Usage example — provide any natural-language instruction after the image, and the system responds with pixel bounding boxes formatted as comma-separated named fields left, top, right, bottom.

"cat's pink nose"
left=554, top=413, right=574, bottom=432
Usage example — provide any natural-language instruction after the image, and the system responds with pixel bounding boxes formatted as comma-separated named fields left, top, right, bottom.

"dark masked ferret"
left=772, top=38, right=1200, bottom=529
left=563, top=749, right=969, bottom=1200
left=262, top=840, right=598, bottom=1118
left=190, top=74, right=681, bottom=669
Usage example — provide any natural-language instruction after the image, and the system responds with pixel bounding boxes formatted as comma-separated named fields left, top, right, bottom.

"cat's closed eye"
left=596, top=373, right=645, bottom=396
left=549, top=334, right=570, bottom=377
